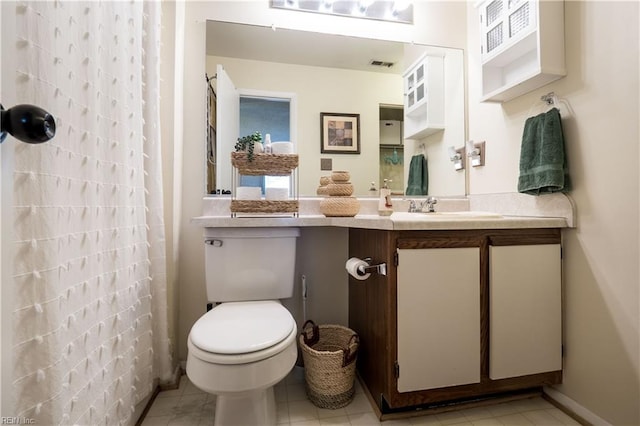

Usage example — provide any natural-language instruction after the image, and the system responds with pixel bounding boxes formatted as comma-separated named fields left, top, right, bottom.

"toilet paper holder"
left=359, top=257, right=387, bottom=276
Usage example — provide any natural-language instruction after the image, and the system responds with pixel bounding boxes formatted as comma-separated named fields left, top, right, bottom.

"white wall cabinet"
left=397, top=247, right=481, bottom=392
left=476, top=0, right=566, bottom=102
left=403, top=54, right=444, bottom=139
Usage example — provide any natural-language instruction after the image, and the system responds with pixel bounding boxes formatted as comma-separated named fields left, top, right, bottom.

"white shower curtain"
left=11, top=1, right=172, bottom=425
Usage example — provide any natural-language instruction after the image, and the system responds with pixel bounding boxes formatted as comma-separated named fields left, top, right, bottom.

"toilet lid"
left=190, top=301, right=295, bottom=354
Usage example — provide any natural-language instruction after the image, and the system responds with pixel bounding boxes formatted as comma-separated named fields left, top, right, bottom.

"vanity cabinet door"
left=489, top=244, right=562, bottom=379
left=396, top=247, right=481, bottom=392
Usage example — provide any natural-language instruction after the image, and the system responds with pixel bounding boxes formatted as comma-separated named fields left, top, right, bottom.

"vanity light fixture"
left=448, top=146, right=465, bottom=171
left=466, top=140, right=485, bottom=167
left=271, top=0, right=413, bottom=24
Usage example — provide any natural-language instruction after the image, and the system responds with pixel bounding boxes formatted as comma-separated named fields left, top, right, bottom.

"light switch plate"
left=320, top=158, right=332, bottom=171
left=470, top=141, right=485, bottom=167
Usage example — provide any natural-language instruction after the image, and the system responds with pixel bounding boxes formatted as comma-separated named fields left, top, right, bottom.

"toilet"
left=186, top=227, right=300, bottom=426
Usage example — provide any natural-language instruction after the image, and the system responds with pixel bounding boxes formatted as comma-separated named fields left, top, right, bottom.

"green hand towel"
left=518, top=108, right=571, bottom=195
left=406, top=154, right=428, bottom=195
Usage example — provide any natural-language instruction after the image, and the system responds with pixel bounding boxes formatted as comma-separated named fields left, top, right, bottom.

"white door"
left=215, top=64, right=239, bottom=193
left=489, top=244, right=562, bottom=379
left=397, top=248, right=481, bottom=392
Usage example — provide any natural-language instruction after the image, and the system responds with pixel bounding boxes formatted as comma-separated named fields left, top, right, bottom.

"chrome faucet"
left=407, top=197, right=438, bottom=213
left=424, top=196, right=438, bottom=213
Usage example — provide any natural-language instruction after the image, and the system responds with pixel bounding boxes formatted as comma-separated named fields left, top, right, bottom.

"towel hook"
left=541, top=92, right=557, bottom=106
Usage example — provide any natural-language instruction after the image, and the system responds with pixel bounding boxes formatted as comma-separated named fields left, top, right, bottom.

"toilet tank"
left=203, top=227, right=300, bottom=302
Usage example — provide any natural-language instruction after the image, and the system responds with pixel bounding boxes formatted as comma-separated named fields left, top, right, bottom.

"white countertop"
left=193, top=193, right=575, bottom=230
left=190, top=213, right=568, bottom=230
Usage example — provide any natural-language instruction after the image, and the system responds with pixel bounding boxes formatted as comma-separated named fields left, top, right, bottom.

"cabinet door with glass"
left=403, top=54, right=444, bottom=139
left=479, top=0, right=537, bottom=62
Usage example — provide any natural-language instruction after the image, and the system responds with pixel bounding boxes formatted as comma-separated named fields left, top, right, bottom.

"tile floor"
left=140, top=367, right=582, bottom=426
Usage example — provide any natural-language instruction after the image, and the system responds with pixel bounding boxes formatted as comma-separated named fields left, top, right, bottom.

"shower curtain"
left=11, top=1, right=171, bottom=424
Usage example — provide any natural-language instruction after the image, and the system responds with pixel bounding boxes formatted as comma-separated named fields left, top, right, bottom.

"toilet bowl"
left=186, top=300, right=297, bottom=426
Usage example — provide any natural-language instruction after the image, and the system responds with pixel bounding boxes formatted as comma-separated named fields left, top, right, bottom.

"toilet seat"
left=188, top=300, right=296, bottom=365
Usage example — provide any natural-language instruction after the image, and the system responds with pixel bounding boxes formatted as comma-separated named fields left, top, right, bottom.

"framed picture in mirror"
left=320, top=112, right=360, bottom=154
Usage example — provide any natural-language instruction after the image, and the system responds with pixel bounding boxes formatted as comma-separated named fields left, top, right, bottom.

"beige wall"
left=159, top=0, right=185, bottom=376
left=466, top=1, right=639, bottom=424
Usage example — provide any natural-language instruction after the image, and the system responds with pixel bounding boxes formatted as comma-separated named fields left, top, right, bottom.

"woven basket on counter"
left=319, top=196, right=360, bottom=217
left=231, top=152, right=298, bottom=176
left=230, top=200, right=298, bottom=214
left=326, top=183, right=354, bottom=197
left=330, top=170, right=350, bottom=182
left=299, top=320, right=359, bottom=409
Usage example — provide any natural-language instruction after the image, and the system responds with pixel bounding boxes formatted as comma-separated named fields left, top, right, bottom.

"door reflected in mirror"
left=206, top=21, right=466, bottom=198
left=379, top=106, right=405, bottom=196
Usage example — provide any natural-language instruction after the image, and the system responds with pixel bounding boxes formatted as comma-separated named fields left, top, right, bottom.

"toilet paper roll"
left=345, top=257, right=371, bottom=281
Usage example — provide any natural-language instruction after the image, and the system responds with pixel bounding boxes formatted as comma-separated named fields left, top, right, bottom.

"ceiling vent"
left=370, top=60, right=395, bottom=68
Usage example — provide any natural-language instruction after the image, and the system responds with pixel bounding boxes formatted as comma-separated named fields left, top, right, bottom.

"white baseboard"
left=544, top=386, right=611, bottom=426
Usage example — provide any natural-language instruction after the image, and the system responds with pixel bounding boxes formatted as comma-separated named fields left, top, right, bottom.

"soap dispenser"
left=378, top=179, right=393, bottom=216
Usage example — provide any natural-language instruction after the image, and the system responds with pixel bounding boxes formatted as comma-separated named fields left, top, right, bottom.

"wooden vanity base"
left=348, top=228, right=563, bottom=414
left=357, top=372, right=545, bottom=421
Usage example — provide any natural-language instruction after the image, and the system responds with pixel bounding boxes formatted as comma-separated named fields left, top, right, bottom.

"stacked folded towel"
left=518, top=107, right=571, bottom=195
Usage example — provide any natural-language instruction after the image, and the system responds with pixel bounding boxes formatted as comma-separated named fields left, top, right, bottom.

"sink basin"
left=391, top=211, right=503, bottom=220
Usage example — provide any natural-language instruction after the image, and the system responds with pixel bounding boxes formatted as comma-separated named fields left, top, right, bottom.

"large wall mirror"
left=206, top=20, right=466, bottom=198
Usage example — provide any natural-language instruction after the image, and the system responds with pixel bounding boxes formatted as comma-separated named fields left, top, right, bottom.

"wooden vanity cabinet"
left=348, top=228, right=562, bottom=412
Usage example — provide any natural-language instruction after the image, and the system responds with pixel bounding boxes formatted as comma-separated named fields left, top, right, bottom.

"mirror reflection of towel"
left=518, top=108, right=571, bottom=195
left=406, top=154, right=428, bottom=195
